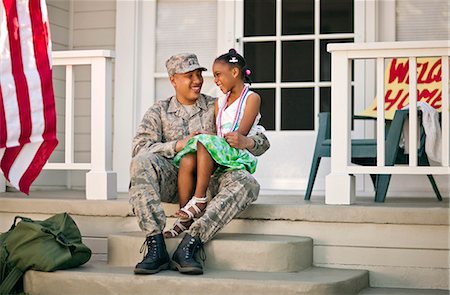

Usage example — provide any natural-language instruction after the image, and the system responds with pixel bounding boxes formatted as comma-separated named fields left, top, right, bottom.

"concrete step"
left=24, top=261, right=369, bottom=295
left=108, top=232, right=313, bottom=272
left=358, top=287, right=449, bottom=295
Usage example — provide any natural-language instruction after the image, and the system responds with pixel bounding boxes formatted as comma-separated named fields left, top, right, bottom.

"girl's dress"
left=173, top=85, right=263, bottom=173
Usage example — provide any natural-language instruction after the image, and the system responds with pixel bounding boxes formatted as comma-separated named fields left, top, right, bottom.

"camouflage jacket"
left=132, top=94, right=270, bottom=159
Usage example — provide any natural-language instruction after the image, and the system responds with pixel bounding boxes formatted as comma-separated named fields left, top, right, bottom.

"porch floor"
left=0, top=189, right=448, bottom=225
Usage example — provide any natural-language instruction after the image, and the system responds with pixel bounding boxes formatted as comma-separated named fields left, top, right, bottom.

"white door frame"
left=114, top=0, right=156, bottom=192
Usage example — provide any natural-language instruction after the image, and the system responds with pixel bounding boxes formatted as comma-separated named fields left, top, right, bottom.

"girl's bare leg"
left=165, top=154, right=196, bottom=238
left=176, top=142, right=213, bottom=219
left=194, top=141, right=215, bottom=198
left=177, top=153, right=197, bottom=208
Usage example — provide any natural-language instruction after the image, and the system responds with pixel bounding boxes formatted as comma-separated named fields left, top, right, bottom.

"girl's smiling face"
left=213, top=61, right=240, bottom=94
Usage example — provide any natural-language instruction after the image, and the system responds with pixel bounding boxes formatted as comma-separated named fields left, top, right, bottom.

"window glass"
left=320, top=38, right=353, bottom=81
left=320, top=0, right=353, bottom=34
left=282, top=0, right=314, bottom=35
left=251, top=88, right=275, bottom=130
left=281, top=88, right=314, bottom=130
left=244, top=0, right=276, bottom=36
left=282, top=40, right=314, bottom=82
left=244, top=42, right=276, bottom=83
left=320, top=87, right=331, bottom=113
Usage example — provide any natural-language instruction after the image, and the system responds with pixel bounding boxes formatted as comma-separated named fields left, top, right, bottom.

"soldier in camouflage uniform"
left=130, top=53, right=270, bottom=275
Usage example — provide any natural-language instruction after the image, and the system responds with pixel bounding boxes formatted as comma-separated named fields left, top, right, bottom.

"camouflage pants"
left=129, top=151, right=260, bottom=243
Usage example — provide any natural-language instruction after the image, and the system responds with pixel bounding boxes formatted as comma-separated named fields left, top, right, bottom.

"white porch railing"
left=326, top=41, right=450, bottom=204
left=1, top=50, right=117, bottom=199
left=46, top=50, right=117, bottom=200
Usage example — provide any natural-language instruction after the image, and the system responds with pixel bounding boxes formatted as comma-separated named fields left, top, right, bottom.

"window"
left=239, top=0, right=354, bottom=131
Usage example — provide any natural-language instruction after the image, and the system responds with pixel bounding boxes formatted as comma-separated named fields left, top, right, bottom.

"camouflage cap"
left=165, top=53, right=207, bottom=76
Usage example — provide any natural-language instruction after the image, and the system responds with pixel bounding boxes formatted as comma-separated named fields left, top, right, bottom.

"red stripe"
left=29, top=0, right=56, bottom=141
left=0, top=85, right=7, bottom=148
left=19, top=140, right=58, bottom=194
left=0, top=145, right=22, bottom=180
left=3, top=0, right=32, bottom=144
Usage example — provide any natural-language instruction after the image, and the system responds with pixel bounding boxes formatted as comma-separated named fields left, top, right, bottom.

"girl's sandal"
left=176, top=196, right=208, bottom=220
left=163, top=218, right=192, bottom=239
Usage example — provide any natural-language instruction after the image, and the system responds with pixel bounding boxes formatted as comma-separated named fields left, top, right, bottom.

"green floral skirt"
left=173, top=134, right=257, bottom=174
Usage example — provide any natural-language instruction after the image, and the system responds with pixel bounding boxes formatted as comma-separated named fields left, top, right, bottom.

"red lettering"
left=384, top=89, right=408, bottom=111
left=388, top=59, right=409, bottom=84
left=426, top=59, right=441, bottom=83
left=417, top=61, right=428, bottom=84
left=417, top=89, right=442, bottom=109
left=396, top=91, right=410, bottom=110
left=418, top=88, right=439, bottom=104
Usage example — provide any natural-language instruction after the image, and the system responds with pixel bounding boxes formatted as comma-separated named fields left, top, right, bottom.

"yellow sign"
left=360, top=57, right=443, bottom=120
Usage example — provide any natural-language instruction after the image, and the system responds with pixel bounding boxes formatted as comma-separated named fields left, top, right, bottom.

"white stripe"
left=40, top=0, right=52, bottom=68
left=0, top=148, right=5, bottom=163
left=8, top=141, right=42, bottom=189
left=0, top=4, right=21, bottom=147
left=16, top=0, right=45, bottom=143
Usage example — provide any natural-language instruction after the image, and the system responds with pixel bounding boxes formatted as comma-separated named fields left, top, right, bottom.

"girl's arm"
left=237, top=93, right=261, bottom=136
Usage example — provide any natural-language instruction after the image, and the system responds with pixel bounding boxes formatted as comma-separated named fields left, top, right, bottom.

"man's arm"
left=132, top=106, right=178, bottom=158
left=224, top=131, right=270, bottom=156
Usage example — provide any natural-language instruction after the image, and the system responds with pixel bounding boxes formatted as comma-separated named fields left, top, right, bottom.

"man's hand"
left=224, top=132, right=254, bottom=150
left=175, top=131, right=204, bottom=152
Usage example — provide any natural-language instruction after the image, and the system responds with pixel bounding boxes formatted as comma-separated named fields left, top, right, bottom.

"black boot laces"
left=183, top=237, right=206, bottom=263
left=140, top=237, right=158, bottom=259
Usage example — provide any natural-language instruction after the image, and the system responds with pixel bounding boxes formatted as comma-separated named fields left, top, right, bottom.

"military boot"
left=171, top=233, right=204, bottom=275
left=134, top=233, right=170, bottom=274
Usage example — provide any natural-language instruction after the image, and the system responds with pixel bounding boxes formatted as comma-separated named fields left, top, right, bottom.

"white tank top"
left=215, top=85, right=264, bottom=137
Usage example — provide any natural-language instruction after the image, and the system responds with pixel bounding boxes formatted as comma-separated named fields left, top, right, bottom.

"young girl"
left=164, top=49, right=263, bottom=238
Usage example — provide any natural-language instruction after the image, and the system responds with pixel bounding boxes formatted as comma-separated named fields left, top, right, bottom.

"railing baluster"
left=65, top=65, right=74, bottom=164
left=376, top=57, right=385, bottom=166
left=408, top=57, right=418, bottom=167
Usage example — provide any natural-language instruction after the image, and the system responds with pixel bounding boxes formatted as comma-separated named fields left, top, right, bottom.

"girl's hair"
left=214, top=49, right=252, bottom=84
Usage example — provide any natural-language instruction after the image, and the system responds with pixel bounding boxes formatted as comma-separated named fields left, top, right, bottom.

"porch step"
left=108, top=232, right=313, bottom=272
left=23, top=261, right=369, bottom=295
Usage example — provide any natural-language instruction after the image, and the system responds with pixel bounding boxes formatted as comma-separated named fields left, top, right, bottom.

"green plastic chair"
left=305, top=109, right=443, bottom=202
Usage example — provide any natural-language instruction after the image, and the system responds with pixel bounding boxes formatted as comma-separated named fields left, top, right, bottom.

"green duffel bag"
left=0, top=213, right=91, bottom=294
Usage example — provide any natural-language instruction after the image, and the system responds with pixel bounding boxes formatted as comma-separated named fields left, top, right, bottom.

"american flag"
left=0, top=0, right=58, bottom=194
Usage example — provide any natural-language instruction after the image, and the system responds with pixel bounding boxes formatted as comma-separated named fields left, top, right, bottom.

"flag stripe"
left=3, top=0, right=32, bottom=145
left=17, top=0, right=45, bottom=142
left=0, top=2, right=21, bottom=147
left=0, top=0, right=58, bottom=194
left=29, top=0, right=55, bottom=141
left=8, top=141, right=40, bottom=190
left=19, top=140, right=57, bottom=193
left=0, top=85, right=7, bottom=148
left=0, top=145, right=22, bottom=178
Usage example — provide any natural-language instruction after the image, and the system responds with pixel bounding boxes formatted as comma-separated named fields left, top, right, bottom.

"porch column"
left=86, top=56, right=117, bottom=200
left=325, top=50, right=355, bottom=204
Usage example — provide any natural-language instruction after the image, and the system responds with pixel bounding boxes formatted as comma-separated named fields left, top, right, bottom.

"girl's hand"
left=224, top=132, right=254, bottom=149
